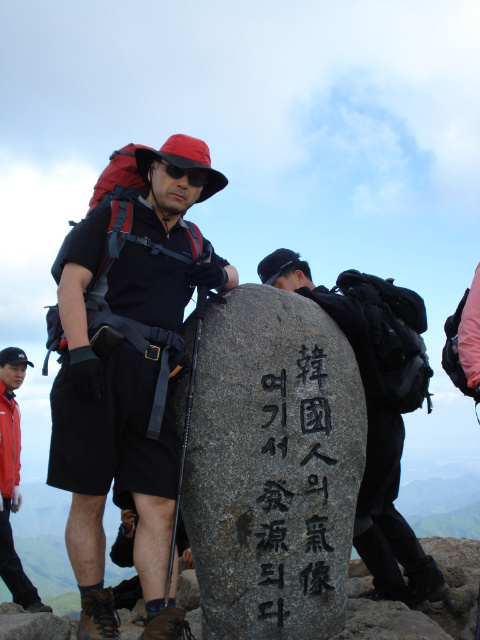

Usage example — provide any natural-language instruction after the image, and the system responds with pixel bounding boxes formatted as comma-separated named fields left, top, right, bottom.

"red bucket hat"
left=135, top=134, right=228, bottom=203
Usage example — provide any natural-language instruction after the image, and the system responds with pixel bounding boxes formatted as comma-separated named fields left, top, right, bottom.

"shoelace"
left=88, top=601, right=120, bottom=638
left=172, top=619, right=196, bottom=640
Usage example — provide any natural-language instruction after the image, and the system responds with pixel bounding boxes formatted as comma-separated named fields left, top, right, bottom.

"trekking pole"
left=165, top=285, right=209, bottom=603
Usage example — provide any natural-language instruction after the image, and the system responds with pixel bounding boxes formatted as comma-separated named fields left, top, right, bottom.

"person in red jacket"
left=0, top=347, right=52, bottom=613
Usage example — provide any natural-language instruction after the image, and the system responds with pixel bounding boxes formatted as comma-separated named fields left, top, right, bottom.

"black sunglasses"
left=160, top=160, right=207, bottom=188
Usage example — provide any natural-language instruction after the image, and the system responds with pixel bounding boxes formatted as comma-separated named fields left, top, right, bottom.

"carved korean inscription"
left=254, top=345, right=338, bottom=630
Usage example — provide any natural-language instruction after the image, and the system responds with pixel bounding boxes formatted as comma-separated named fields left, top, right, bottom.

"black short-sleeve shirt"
left=63, top=198, right=229, bottom=332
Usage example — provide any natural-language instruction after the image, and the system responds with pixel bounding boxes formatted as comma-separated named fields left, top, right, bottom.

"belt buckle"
left=145, top=344, right=161, bottom=361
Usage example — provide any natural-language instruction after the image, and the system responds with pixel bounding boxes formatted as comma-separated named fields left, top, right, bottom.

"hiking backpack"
left=441, top=288, right=474, bottom=397
left=335, top=270, right=434, bottom=414
left=43, top=143, right=206, bottom=375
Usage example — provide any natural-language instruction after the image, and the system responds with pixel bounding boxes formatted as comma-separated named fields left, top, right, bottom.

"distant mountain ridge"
left=9, top=483, right=122, bottom=538
left=0, top=483, right=133, bottom=605
left=0, top=534, right=135, bottom=605
left=411, top=500, right=480, bottom=539
left=396, top=473, right=480, bottom=519
left=2, top=477, right=480, bottom=606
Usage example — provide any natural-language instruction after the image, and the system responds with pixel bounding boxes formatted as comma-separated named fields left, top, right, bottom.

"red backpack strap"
left=95, top=201, right=134, bottom=280
left=108, top=200, right=134, bottom=235
left=184, top=221, right=204, bottom=260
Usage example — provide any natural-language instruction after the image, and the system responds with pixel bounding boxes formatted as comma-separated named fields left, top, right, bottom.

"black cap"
left=0, top=347, right=34, bottom=367
left=257, top=249, right=300, bottom=286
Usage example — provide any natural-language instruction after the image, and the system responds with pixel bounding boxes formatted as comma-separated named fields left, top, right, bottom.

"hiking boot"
left=138, top=606, right=196, bottom=639
left=358, top=587, right=412, bottom=605
left=408, top=581, right=452, bottom=606
left=26, top=600, right=53, bottom=613
left=77, top=588, right=120, bottom=639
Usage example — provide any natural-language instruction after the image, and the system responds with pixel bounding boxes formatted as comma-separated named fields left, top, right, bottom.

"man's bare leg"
left=132, top=493, right=177, bottom=602
left=65, top=493, right=107, bottom=586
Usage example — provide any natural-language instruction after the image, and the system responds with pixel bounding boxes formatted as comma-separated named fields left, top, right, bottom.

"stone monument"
left=175, top=284, right=367, bottom=640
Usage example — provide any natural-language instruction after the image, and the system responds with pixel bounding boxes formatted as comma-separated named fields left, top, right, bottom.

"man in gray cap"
left=257, top=250, right=448, bottom=608
left=0, top=347, right=52, bottom=613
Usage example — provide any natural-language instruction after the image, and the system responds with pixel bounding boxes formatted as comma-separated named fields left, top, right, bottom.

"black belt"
left=86, top=299, right=186, bottom=440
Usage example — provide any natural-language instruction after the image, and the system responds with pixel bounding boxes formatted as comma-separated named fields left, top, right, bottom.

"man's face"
left=148, top=160, right=206, bottom=216
left=0, top=364, right=27, bottom=394
left=273, top=272, right=303, bottom=291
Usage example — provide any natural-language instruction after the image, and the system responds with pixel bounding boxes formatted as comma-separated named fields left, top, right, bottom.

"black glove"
left=69, top=346, right=104, bottom=402
left=186, top=262, right=228, bottom=289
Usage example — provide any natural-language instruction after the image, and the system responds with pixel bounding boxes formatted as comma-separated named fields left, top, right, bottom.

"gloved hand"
left=186, top=262, right=228, bottom=289
left=69, top=346, right=104, bottom=402
left=11, top=486, right=22, bottom=513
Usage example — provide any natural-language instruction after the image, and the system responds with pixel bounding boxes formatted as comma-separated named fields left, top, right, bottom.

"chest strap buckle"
left=145, top=345, right=161, bottom=361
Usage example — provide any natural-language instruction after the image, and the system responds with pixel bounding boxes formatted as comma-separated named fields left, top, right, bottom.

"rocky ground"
left=0, top=537, right=479, bottom=639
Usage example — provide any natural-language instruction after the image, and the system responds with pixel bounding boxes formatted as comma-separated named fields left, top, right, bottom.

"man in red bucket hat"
left=47, top=134, right=238, bottom=639
left=135, top=133, right=229, bottom=204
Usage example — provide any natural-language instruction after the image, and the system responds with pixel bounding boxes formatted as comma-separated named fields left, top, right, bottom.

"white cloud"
left=353, top=181, right=408, bottom=217
left=3, top=1, right=479, bottom=184
left=1, top=0, right=480, bottom=482
left=0, top=153, right=97, bottom=262
left=0, top=154, right=98, bottom=340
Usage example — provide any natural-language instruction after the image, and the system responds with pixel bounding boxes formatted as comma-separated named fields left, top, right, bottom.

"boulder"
left=0, top=609, right=73, bottom=640
left=176, top=284, right=368, bottom=640
left=176, top=569, right=201, bottom=611
left=0, top=537, right=479, bottom=638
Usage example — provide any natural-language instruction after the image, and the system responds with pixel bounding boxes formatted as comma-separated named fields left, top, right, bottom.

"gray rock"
left=177, top=569, right=201, bottom=611
left=333, top=599, right=454, bottom=639
left=347, top=577, right=371, bottom=599
left=185, top=607, right=202, bottom=638
left=176, top=284, right=368, bottom=640
left=0, top=613, right=71, bottom=640
left=1, top=537, right=479, bottom=639
left=118, top=623, right=144, bottom=640
left=0, top=604, right=24, bottom=616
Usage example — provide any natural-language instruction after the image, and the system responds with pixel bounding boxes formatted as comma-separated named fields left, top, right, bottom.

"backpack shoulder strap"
left=107, top=199, right=134, bottom=264
left=92, top=200, right=134, bottom=286
left=444, top=288, right=470, bottom=338
left=109, top=200, right=134, bottom=241
left=93, top=205, right=207, bottom=290
left=183, top=220, right=204, bottom=260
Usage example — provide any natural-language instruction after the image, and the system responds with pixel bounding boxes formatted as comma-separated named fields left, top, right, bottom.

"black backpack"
left=336, top=270, right=433, bottom=414
left=441, top=288, right=473, bottom=397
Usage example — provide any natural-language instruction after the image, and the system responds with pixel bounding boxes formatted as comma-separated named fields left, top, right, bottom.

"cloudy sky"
left=1, top=0, right=479, bottom=484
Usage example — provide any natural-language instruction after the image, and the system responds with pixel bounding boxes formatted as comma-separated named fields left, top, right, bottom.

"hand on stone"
left=121, top=509, right=137, bottom=538
left=182, top=548, right=195, bottom=569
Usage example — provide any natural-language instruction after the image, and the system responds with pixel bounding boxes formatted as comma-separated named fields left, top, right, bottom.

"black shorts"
left=47, top=344, right=182, bottom=508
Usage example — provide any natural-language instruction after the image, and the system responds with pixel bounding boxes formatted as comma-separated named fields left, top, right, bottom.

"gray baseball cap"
left=0, top=347, right=34, bottom=367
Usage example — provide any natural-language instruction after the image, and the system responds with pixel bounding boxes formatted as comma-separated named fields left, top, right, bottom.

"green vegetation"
left=412, top=501, right=480, bottom=539
left=0, top=534, right=135, bottom=606
left=2, top=481, right=479, bottom=609
left=45, top=592, right=80, bottom=618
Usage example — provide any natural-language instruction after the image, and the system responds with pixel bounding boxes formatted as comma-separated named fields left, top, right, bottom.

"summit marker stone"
left=175, top=284, right=367, bottom=640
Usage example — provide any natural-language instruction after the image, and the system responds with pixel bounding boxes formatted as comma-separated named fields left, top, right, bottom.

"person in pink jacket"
left=458, top=264, right=480, bottom=398
left=0, top=347, right=51, bottom=613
